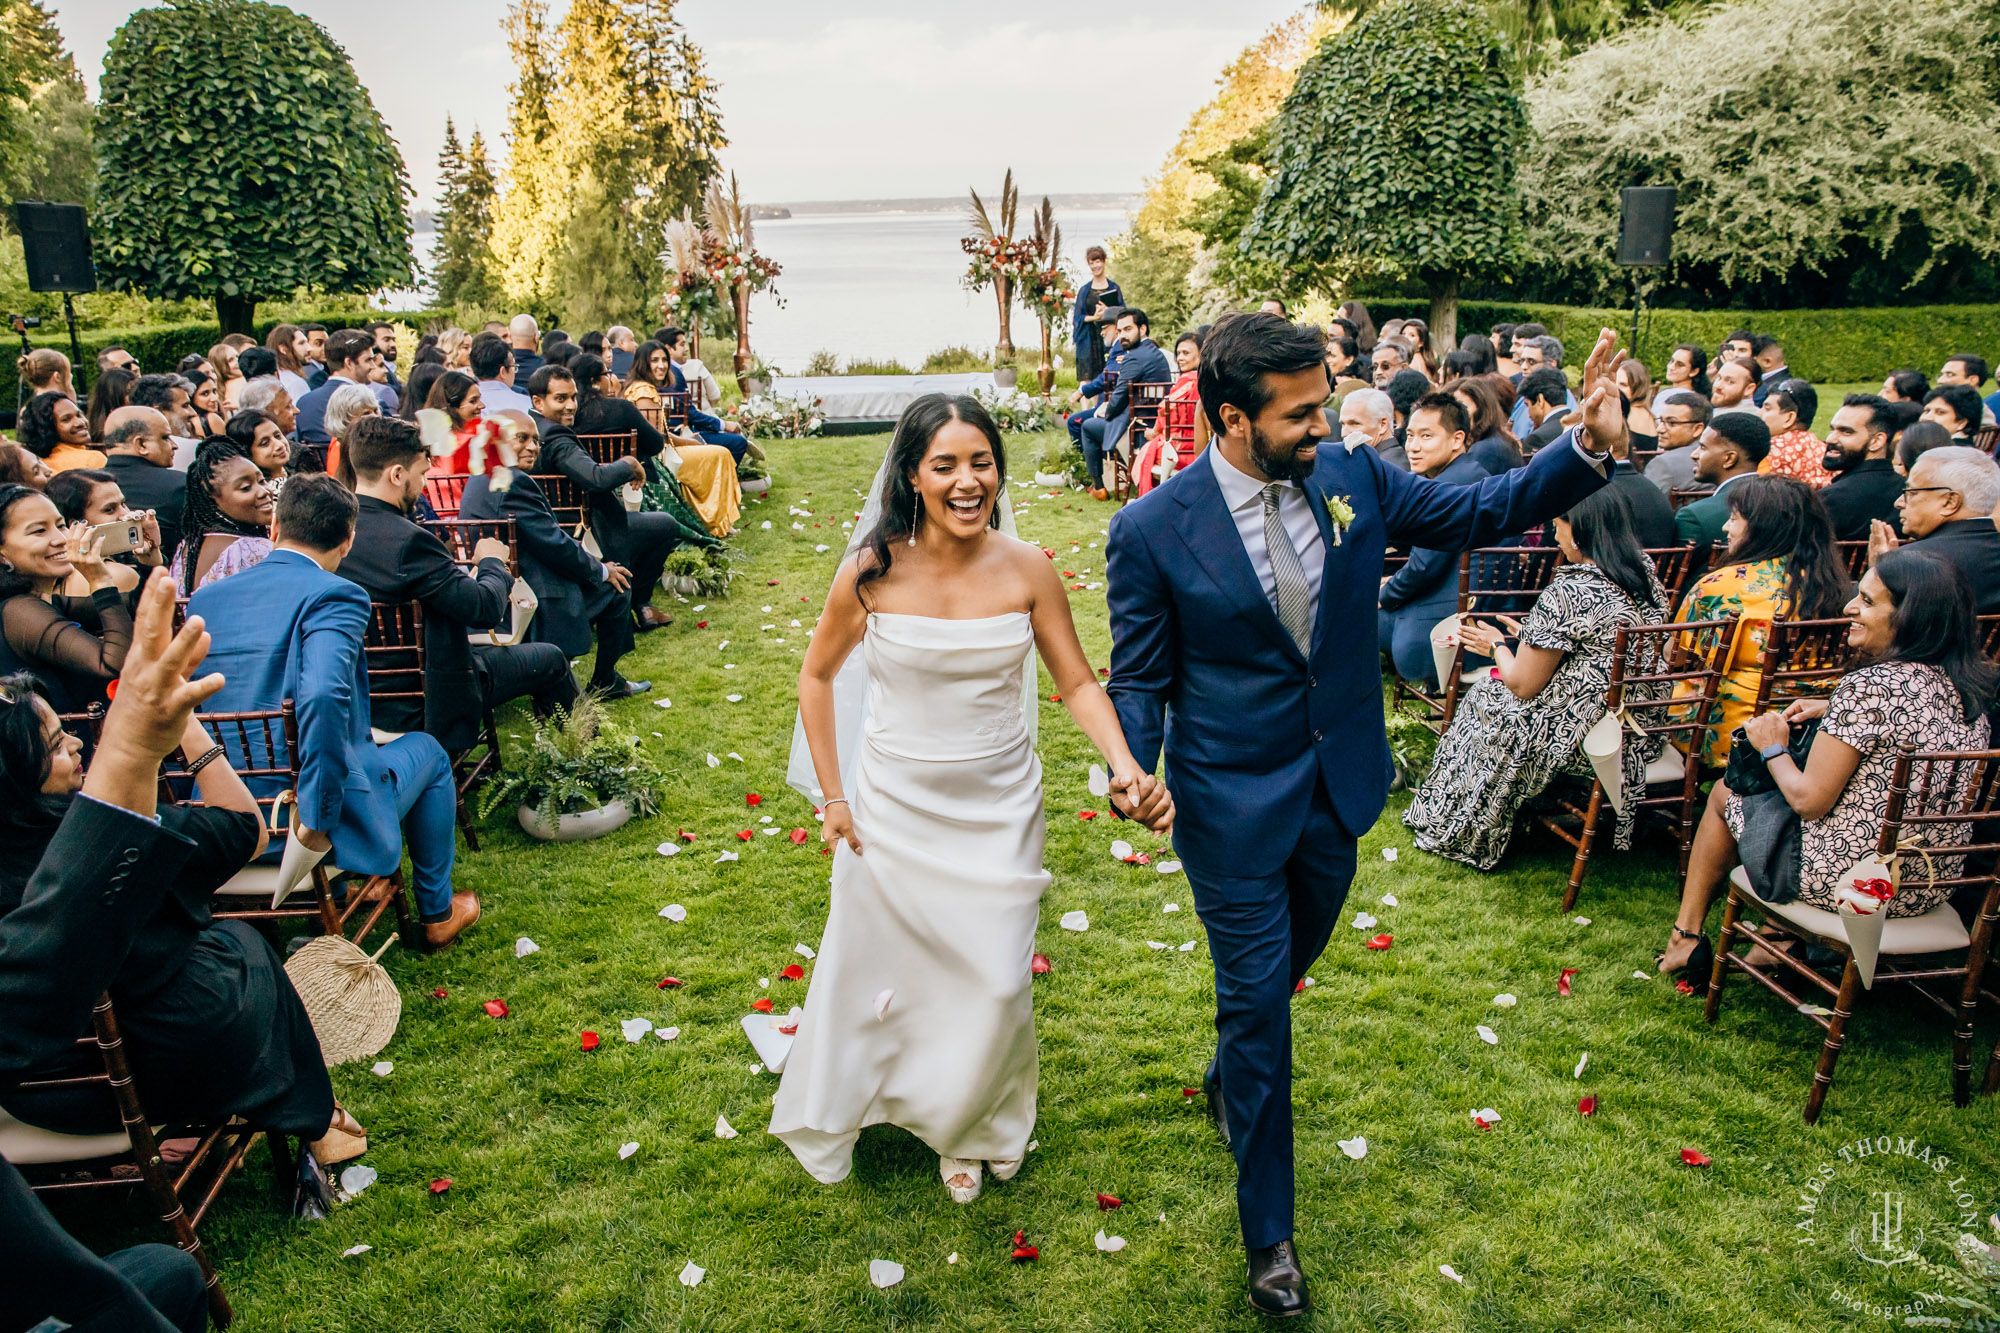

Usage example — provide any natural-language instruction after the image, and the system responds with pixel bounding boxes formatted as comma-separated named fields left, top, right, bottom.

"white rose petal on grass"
left=1147, top=941, right=1169, bottom=950
left=657, top=1026, right=681, bottom=1041
left=1382, top=847, right=1398, bottom=861
left=1632, top=970, right=1653, bottom=980
left=714, top=852, right=739, bottom=864
left=692, top=604, right=706, bottom=612
left=761, top=828, right=781, bottom=837
left=1163, top=902, right=1180, bottom=913
left=339, top=1164, right=378, bottom=1196
left=757, top=977, right=769, bottom=989
left=1088, top=764, right=1110, bottom=796
left=370, top=1060, right=393, bottom=1077
left=1352, top=912, right=1378, bottom=930
left=621, top=1018, right=654, bottom=1043
left=1440, top=1264, right=1465, bottom=1284
left=1060, top=910, right=1090, bottom=932
left=947, top=1252, right=960, bottom=1265
left=714, top=1115, right=738, bottom=1140
left=653, top=698, right=672, bottom=709
left=795, top=942, right=816, bottom=959
left=1380, top=892, right=1399, bottom=907
left=717, top=640, right=729, bottom=649
left=656, top=841, right=680, bottom=857
left=659, top=904, right=688, bottom=922
left=1492, top=994, right=1517, bottom=1009
left=728, top=752, right=744, bottom=762
left=1157, top=860, right=1183, bottom=876
left=760, top=520, right=772, bottom=529
left=679, top=1261, right=706, bottom=1288
left=1573, top=916, right=1592, bottom=926
left=1798, top=1003, right=1835, bottom=1017
left=619, top=1141, right=640, bottom=1160
left=869, top=1259, right=906, bottom=1288
left=1470, top=1108, right=1501, bottom=1127
left=726, top=694, right=744, bottom=703
left=1110, top=839, right=1134, bottom=861
left=343, top=1244, right=372, bottom=1258
left=1574, top=1052, right=1589, bottom=1078
left=816, top=544, right=831, bottom=553
left=514, top=936, right=540, bottom=958
left=1178, top=941, right=1197, bottom=952
left=1094, top=1230, right=1128, bottom=1252
left=1338, top=1136, right=1368, bottom=1160
left=1299, top=976, right=1315, bottom=988
left=873, top=989, right=894, bottom=1021
left=1476, top=1025, right=1499, bottom=1045
left=705, top=753, right=720, bottom=767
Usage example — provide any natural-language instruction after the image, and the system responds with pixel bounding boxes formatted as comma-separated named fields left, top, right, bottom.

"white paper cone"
left=1582, top=712, right=1626, bottom=816
left=272, top=831, right=330, bottom=910
left=1839, top=898, right=1888, bottom=989
left=1429, top=613, right=1463, bottom=689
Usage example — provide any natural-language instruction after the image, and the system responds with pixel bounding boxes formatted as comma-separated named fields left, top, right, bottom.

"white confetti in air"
left=1094, top=1230, right=1128, bottom=1252
left=1157, top=860, right=1182, bottom=875
left=1573, top=916, right=1591, bottom=926
left=619, top=1141, right=640, bottom=1160
left=343, top=1244, right=372, bottom=1258
left=795, top=942, right=816, bottom=959
left=714, top=852, right=739, bottom=864
left=1178, top=940, right=1196, bottom=952
left=660, top=904, right=687, bottom=922
left=657, top=1026, right=681, bottom=1041
left=1382, top=847, right=1398, bottom=861
left=339, top=1164, right=378, bottom=1196
left=1147, top=941, right=1169, bottom=950
left=679, top=1261, right=706, bottom=1287
left=1338, top=1136, right=1368, bottom=1160
left=869, top=1259, right=906, bottom=1288
left=1088, top=764, right=1110, bottom=796
left=1353, top=912, right=1378, bottom=930
left=1440, top=1263, right=1464, bottom=1284
left=514, top=936, right=540, bottom=958
left=1163, top=902, right=1180, bottom=913
left=1060, top=910, right=1090, bottom=932
left=656, top=842, right=680, bottom=857
left=714, top=1115, right=738, bottom=1139
left=1380, top=892, right=1399, bottom=906
left=1110, top=839, right=1134, bottom=861
left=1574, top=1052, right=1589, bottom=1078
left=873, top=989, right=894, bottom=1021
left=621, top=1018, right=654, bottom=1043
left=371, top=1061, right=393, bottom=1076
left=1492, top=993, right=1517, bottom=1008
left=705, top=753, right=720, bottom=767
left=1476, top=1025, right=1499, bottom=1045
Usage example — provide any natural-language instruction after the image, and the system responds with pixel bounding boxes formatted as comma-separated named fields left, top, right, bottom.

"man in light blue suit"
left=189, top=475, right=481, bottom=952
left=1105, top=312, right=1626, bottom=1317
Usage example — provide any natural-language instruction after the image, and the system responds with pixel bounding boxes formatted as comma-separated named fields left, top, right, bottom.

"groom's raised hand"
left=1567, top=327, right=1631, bottom=459
left=1110, top=772, right=1175, bottom=836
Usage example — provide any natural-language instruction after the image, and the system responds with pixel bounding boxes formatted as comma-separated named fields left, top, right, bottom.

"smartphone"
left=85, top=520, right=142, bottom=556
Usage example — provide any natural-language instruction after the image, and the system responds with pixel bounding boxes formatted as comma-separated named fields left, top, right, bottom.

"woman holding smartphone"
left=43, top=468, right=164, bottom=597
left=0, top=483, right=135, bottom=711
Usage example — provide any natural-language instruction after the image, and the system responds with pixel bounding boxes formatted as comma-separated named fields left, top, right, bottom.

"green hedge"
left=1350, top=298, right=1997, bottom=383
left=24, top=307, right=457, bottom=390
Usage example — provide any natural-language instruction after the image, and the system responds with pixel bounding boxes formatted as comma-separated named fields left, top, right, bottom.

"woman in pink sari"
left=1132, top=330, right=1205, bottom=496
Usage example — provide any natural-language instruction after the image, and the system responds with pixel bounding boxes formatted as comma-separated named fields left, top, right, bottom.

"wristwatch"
left=1759, top=742, right=1790, bottom=764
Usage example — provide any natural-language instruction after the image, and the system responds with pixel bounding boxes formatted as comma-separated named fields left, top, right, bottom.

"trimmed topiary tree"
left=1242, top=0, right=1527, bottom=347
left=93, top=0, right=413, bottom=334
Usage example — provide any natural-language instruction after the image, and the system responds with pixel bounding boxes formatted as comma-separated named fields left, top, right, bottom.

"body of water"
left=745, top=207, right=1131, bottom=374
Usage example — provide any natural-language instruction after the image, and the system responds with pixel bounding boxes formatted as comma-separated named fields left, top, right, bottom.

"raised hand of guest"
left=84, top=568, right=226, bottom=817
left=1571, top=328, right=1631, bottom=458
left=1867, top=517, right=1899, bottom=568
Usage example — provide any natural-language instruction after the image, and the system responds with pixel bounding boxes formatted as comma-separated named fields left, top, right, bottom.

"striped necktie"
left=1261, top=483, right=1313, bottom=655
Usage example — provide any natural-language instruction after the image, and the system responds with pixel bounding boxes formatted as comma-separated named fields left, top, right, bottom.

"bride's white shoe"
left=987, top=1157, right=1022, bottom=1182
left=940, top=1156, right=982, bottom=1203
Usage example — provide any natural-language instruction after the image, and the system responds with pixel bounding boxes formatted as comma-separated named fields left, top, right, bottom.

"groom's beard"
left=1249, top=422, right=1316, bottom=483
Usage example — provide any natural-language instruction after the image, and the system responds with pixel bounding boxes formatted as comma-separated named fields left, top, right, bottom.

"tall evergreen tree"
left=491, top=0, right=565, bottom=311
left=0, top=0, right=93, bottom=210
left=432, top=117, right=500, bottom=309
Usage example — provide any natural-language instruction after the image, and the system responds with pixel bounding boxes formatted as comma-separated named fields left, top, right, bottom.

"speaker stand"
left=60, top=293, right=81, bottom=381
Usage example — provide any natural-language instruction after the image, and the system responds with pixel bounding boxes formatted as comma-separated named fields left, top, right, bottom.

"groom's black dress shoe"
left=1246, top=1240, right=1312, bottom=1317
left=1202, top=1058, right=1231, bottom=1149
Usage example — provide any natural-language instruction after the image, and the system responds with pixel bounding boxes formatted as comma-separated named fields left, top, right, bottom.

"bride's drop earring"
left=908, top=503, right=920, bottom=547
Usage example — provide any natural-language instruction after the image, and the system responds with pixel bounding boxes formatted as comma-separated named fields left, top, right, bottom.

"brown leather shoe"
left=634, top=606, right=673, bottom=632
left=1091, top=487, right=1110, bottom=501
left=421, top=891, right=481, bottom=953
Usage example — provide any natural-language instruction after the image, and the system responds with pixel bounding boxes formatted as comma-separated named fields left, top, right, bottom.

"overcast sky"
left=51, top=0, right=1306, bottom=209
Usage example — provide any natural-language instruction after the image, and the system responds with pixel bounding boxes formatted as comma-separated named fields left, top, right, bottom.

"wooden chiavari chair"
left=1979, top=614, right=2000, bottom=662
left=1668, top=486, right=1712, bottom=513
left=361, top=600, right=494, bottom=852
left=575, top=429, right=639, bottom=469
left=422, top=472, right=471, bottom=519
left=1107, top=382, right=1172, bottom=503
left=421, top=517, right=519, bottom=575
left=532, top=472, right=592, bottom=533
left=1749, top=618, right=1860, bottom=716
left=1834, top=540, right=1870, bottom=581
left=1644, top=545, right=1706, bottom=607
left=1393, top=545, right=1565, bottom=734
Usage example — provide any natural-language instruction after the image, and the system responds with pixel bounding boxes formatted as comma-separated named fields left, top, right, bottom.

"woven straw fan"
left=285, top=933, right=402, bottom=1066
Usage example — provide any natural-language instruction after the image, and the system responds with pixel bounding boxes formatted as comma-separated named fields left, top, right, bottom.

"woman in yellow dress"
left=624, top=338, right=741, bottom=538
left=1673, top=476, right=1851, bottom=765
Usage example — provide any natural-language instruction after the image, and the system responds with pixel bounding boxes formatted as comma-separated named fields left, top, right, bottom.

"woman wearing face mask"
left=0, top=484, right=134, bottom=710
left=171, top=439, right=274, bottom=592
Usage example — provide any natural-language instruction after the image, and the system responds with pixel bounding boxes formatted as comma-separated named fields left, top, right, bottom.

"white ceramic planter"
left=517, top=799, right=632, bottom=843
left=1033, top=471, right=1070, bottom=488
left=740, top=475, right=773, bottom=496
left=993, top=367, right=1020, bottom=390
left=662, top=574, right=699, bottom=595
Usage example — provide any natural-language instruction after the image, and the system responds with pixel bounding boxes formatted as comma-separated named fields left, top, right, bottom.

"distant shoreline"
left=763, top=193, right=1140, bottom=217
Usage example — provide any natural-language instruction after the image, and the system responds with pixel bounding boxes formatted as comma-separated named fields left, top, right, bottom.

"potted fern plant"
left=1035, top=438, right=1080, bottom=489
left=663, top=547, right=707, bottom=597
left=478, top=696, right=666, bottom=842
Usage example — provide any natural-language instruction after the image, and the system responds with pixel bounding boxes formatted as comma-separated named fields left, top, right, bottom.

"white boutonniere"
left=1324, top=492, right=1355, bottom=546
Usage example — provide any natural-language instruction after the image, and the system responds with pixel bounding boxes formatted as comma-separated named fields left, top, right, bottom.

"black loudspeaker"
left=1617, top=187, right=1677, bottom=267
left=16, top=202, right=96, bottom=293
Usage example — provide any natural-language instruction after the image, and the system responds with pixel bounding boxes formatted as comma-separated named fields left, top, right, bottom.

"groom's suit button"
left=1309, top=676, right=1317, bottom=688
left=1313, top=730, right=1324, bottom=742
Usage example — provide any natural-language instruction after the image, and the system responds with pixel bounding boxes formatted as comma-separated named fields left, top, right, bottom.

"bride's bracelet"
left=823, top=797, right=849, bottom=808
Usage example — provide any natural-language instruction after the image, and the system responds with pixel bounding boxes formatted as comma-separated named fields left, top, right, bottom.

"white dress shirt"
left=1210, top=445, right=1325, bottom=619
left=477, top=379, right=533, bottom=416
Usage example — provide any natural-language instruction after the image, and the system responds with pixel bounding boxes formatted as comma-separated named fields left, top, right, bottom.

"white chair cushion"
left=1642, top=747, right=1686, bottom=785
left=0, top=1105, right=133, bottom=1164
left=1729, top=865, right=1972, bottom=954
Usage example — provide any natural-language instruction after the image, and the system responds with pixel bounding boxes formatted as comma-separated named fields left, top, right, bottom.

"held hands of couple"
left=1109, top=771, right=1175, bottom=835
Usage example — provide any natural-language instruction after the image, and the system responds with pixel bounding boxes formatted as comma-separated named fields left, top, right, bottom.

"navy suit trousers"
left=1185, top=783, right=1356, bottom=1248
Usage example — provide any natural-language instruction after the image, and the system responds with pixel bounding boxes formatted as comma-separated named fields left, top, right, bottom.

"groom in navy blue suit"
left=1105, top=313, right=1624, bottom=1316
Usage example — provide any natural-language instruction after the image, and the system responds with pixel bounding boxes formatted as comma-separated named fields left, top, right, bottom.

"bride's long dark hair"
left=854, top=394, right=1007, bottom=605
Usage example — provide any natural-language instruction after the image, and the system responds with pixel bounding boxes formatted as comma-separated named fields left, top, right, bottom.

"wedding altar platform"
left=770, top=372, right=998, bottom=433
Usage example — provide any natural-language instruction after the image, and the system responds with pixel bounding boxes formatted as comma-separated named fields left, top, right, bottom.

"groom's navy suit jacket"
left=1105, top=433, right=1608, bottom=877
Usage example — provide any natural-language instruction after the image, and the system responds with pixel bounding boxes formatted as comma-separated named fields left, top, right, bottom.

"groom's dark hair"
left=1198, top=312, right=1329, bottom=435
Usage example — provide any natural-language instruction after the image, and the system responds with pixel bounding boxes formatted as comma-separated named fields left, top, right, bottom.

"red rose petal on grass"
left=1069, top=583, right=1085, bottom=591
left=1182, top=1087, right=1200, bottom=1098
left=1010, top=1230, right=1040, bottom=1262
left=1578, top=1095, right=1598, bottom=1116
left=580, top=1031, right=600, bottom=1051
left=1063, top=570, right=1076, bottom=577
left=781, top=964, right=805, bottom=981
left=752, top=997, right=774, bottom=1013
left=1049, top=694, right=1061, bottom=702
left=746, top=793, right=762, bottom=807
left=1030, top=953, right=1052, bottom=974
left=1042, top=547, right=1057, bottom=558
left=1098, top=667, right=1109, bottom=677
left=1472, top=1113, right=1497, bottom=1130
left=679, top=829, right=696, bottom=842
left=1097, top=1193, right=1123, bottom=1210
left=431, top=987, right=449, bottom=999
left=767, top=579, right=780, bottom=585
left=1293, top=979, right=1308, bottom=994
left=483, top=999, right=509, bottom=1018
left=696, top=621, right=708, bottom=628
left=1681, top=1148, right=1712, bottom=1168
left=1365, top=933, right=1394, bottom=950
left=1675, top=979, right=1695, bottom=995
left=1557, top=967, right=1579, bottom=997
left=429, top=1178, right=452, bottom=1195
left=737, top=830, right=753, bottom=841
left=1077, top=810, right=1097, bottom=820
left=658, top=976, right=683, bottom=989
left=789, top=827, right=808, bottom=844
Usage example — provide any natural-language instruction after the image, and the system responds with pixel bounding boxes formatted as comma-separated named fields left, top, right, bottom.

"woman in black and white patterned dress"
left=1407, top=488, right=1669, bottom=869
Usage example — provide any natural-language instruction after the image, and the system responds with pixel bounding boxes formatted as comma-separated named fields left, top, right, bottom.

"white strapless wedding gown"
left=771, top=612, right=1051, bottom=1181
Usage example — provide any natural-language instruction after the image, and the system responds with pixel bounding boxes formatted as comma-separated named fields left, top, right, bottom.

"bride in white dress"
left=773, top=393, right=1173, bottom=1203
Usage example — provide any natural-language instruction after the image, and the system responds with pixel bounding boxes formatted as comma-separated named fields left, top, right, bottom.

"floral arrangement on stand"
left=961, top=169, right=1038, bottom=366
left=736, top=390, right=825, bottom=438
left=973, top=384, right=1059, bottom=434
left=1016, top=197, right=1074, bottom=397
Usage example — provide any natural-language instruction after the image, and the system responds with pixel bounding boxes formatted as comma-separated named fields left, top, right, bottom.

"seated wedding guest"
left=1338, top=387, right=1403, bottom=470
left=665, top=329, right=753, bottom=459
left=1708, top=356, right=1760, bottom=419
left=1758, top=378, right=1831, bottom=487
left=17, top=347, right=72, bottom=401
left=208, top=340, right=246, bottom=408
left=20, top=388, right=104, bottom=471
left=579, top=330, right=607, bottom=366
left=423, top=370, right=486, bottom=475
left=1935, top=352, right=1997, bottom=425
left=172, top=438, right=273, bottom=592
left=98, top=406, right=186, bottom=562
left=83, top=366, right=134, bottom=445
left=1325, top=334, right=1368, bottom=397
left=319, top=381, right=381, bottom=481
left=1133, top=330, right=1205, bottom=496
left=458, top=411, right=647, bottom=699
left=508, top=314, right=543, bottom=383
left=0, top=438, right=51, bottom=489
left=192, top=475, right=481, bottom=949
left=238, top=372, right=298, bottom=441
left=225, top=407, right=293, bottom=489
left=129, top=374, right=196, bottom=442
left=398, top=361, right=447, bottom=425
left=263, top=322, right=312, bottom=401
left=469, top=331, right=531, bottom=415
left=1378, top=393, right=1488, bottom=683
left=0, top=485, right=132, bottom=709
left=1516, top=368, right=1574, bottom=453
left=1509, top=337, right=1573, bottom=436
left=1675, top=412, right=1771, bottom=546
left=181, top=365, right=228, bottom=437
left=1370, top=337, right=1411, bottom=390
left=1868, top=446, right=2000, bottom=611
left=435, top=327, right=471, bottom=371
left=548, top=356, right=686, bottom=631
left=542, top=339, right=580, bottom=370
left=1449, top=374, right=1523, bottom=474
left=45, top=469, right=164, bottom=591
left=1894, top=418, right=1954, bottom=477
left=1674, top=476, right=1850, bottom=766
left=96, top=345, right=138, bottom=376
left=1406, top=488, right=1670, bottom=867
left=1922, top=383, right=1985, bottom=441
left=1401, top=318, right=1441, bottom=381
left=1454, top=333, right=1500, bottom=377
left=1645, top=389, right=1711, bottom=495
left=1820, top=393, right=1904, bottom=540
left=1070, top=308, right=1170, bottom=501
left=606, top=325, right=638, bottom=378
left=1656, top=548, right=1993, bottom=979
left=1617, top=356, right=1657, bottom=442
left=1507, top=321, right=1547, bottom=375
left=1663, top=343, right=1711, bottom=402
left=610, top=347, right=736, bottom=537
left=300, top=322, right=329, bottom=387
left=336, top=416, right=579, bottom=746
left=1882, top=367, right=1928, bottom=405
left=1606, top=420, right=1678, bottom=549
left=1749, top=335, right=1790, bottom=406
left=1338, top=298, right=1377, bottom=352
left=294, top=328, right=382, bottom=459
left=622, top=337, right=673, bottom=415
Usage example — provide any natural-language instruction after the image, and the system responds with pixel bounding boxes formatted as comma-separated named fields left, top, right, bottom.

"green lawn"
left=54, top=431, right=2000, bottom=1331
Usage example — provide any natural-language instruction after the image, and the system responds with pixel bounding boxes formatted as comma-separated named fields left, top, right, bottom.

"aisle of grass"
left=68, top=431, right=1999, bottom=1330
